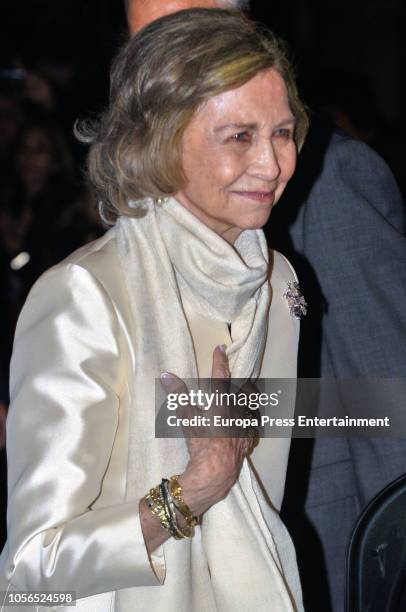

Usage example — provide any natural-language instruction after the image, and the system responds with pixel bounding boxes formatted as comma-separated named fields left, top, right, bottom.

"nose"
left=249, top=138, right=281, bottom=182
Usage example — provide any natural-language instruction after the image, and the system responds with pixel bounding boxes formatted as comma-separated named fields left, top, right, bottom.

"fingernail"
left=160, top=372, right=175, bottom=379
left=217, top=344, right=227, bottom=353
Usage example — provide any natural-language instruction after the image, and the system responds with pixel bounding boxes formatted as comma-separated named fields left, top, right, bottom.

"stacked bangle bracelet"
left=145, top=475, right=199, bottom=540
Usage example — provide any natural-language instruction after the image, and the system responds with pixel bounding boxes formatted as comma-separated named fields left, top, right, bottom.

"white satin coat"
left=0, top=227, right=300, bottom=611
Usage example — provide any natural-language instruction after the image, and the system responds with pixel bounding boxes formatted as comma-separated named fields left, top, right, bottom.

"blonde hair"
left=78, top=8, right=309, bottom=223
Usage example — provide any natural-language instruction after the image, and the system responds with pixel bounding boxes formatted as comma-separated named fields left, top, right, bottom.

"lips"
left=231, top=190, right=276, bottom=204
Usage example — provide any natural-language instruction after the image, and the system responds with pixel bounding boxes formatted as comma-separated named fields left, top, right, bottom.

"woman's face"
left=175, top=68, right=297, bottom=244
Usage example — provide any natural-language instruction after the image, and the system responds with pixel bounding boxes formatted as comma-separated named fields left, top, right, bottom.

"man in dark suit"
left=269, top=116, right=406, bottom=611
left=127, top=2, right=406, bottom=610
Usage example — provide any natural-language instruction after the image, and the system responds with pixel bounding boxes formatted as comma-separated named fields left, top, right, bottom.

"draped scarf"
left=116, top=197, right=302, bottom=611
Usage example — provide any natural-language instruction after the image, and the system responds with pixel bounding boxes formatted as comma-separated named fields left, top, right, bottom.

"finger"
left=211, top=344, right=231, bottom=400
left=160, top=371, right=191, bottom=421
left=160, top=373, right=203, bottom=441
left=160, top=371, right=188, bottom=395
left=211, top=345, right=230, bottom=379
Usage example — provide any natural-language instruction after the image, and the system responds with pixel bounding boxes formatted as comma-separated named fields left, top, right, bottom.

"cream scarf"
left=116, top=197, right=302, bottom=611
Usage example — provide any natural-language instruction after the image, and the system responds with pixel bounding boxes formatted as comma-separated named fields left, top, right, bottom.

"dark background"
left=1, top=0, right=405, bottom=190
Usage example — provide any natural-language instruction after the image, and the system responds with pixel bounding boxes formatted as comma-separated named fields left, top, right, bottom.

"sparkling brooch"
left=284, top=282, right=308, bottom=319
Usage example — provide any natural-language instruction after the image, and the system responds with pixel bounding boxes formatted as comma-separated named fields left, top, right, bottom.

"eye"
left=273, top=128, right=294, bottom=139
left=230, top=131, right=251, bottom=143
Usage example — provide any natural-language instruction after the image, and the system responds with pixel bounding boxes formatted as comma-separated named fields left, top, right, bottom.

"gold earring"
left=155, top=197, right=169, bottom=205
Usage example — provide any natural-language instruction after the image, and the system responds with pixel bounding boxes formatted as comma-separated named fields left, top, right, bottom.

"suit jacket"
left=0, top=226, right=300, bottom=612
left=267, top=120, right=406, bottom=612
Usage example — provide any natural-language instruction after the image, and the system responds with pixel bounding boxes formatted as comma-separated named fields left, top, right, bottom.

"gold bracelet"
left=145, top=485, right=171, bottom=531
left=145, top=481, right=195, bottom=539
left=169, top=475, right=199, bottom=529
left=160, top=480, right=192, bottom=539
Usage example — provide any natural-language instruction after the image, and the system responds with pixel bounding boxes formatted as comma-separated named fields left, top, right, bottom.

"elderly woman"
left=0, top=9, right=308, bottom=612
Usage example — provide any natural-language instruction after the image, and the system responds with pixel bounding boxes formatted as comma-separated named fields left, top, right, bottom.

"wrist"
left=178, top=469, right=209, bottom=516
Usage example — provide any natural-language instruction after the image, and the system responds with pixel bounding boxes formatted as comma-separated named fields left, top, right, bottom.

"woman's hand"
left=140, top=345, right=252, bottom=556
left=160, top=345, right=251, bottom=517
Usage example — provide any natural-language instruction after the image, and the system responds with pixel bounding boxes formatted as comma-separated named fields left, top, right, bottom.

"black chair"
left=346, top=473, right=406, bottom=612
